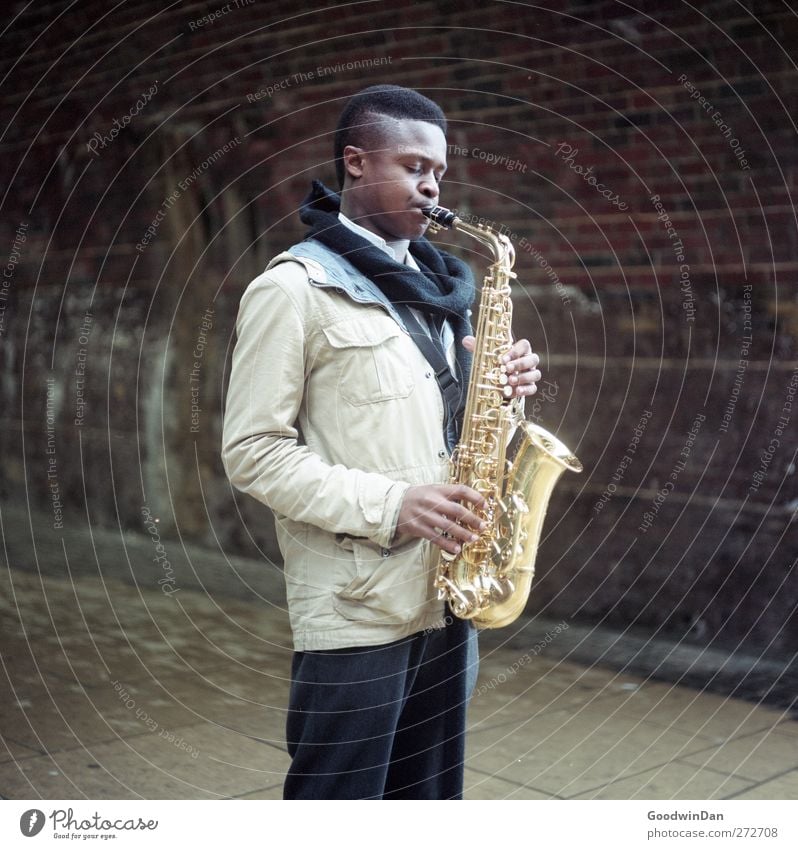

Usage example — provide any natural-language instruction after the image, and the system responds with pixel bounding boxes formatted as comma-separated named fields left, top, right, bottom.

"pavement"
left=1, top=507, right=797, bottom=800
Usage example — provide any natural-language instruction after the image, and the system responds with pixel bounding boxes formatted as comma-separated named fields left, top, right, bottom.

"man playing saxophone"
left=222, top=85, right=542, bottom=799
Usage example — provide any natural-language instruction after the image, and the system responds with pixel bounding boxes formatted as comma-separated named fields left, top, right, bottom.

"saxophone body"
left=423, top=205, right=583, bottom=629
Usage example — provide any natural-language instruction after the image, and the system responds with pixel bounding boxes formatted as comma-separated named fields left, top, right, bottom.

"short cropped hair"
left=334, top=85, right=447, bottom=187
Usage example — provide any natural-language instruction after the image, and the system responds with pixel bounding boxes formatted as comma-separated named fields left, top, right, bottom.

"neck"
left=339, top=191, right=398, bottom=250
left=339, top=205, right=410, bottom=263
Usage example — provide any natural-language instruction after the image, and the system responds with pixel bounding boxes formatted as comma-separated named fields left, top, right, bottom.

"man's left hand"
left=462, top=336, right=541, bottom=398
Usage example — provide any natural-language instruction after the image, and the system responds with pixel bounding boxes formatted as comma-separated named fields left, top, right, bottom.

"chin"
left=379, top=209, right=429, bottom=242
left=405, top=215, right=431, bottom=240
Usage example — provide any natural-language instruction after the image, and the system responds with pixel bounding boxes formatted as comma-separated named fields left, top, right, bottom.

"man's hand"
left=396, top=484, right=487, bottom=554
left=462, top=336, right=542, bottom=399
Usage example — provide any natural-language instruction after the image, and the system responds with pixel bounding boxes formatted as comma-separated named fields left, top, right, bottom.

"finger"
left=430, top=531, right=463, bottom=555
left=426, top=503, right=488, bottom=550
left=501, top=339, right=532, bottom=365
left=461, top=335, right=476, bottom=353
left=421, top=489, right=483, bottom=517
left=443, top=503, right=487, bottom=536
left=504, top=351, right=540, bottom=374
left=508, top=367, right=542, bottom=386
left=429, top=515, right=484, bottom=553
left=444, top=484, right=487, bottom=510
left=427, top=520, right=474, bottom=552
left=511, top=382, right=538, bottom=397
left=506, top=355, right=541, bottom=377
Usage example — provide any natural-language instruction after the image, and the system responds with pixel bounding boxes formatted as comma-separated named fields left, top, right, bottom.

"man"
left=222, top=85, right=542, bottom=799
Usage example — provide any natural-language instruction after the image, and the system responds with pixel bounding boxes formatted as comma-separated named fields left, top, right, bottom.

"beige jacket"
left=222, top=243, right=456, bottom=650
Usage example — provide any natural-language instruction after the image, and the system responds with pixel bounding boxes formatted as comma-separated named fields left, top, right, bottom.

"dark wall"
left=1, top=0, right=796, bottom=657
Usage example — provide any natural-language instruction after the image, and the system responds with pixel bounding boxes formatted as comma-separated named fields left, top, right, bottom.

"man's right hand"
left=395, top=484, right=487, bottom=555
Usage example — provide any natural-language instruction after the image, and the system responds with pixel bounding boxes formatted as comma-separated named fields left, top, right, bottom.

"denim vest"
left=270, top=239, right=465, bottom=450
left=271, top=238, right=411, bottom=333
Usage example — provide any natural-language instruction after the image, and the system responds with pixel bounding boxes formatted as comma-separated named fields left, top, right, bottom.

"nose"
left=418, top=174, right=439, bottom=201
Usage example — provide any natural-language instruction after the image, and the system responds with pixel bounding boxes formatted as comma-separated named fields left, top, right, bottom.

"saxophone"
left=423, top=205, right=583, bottom=629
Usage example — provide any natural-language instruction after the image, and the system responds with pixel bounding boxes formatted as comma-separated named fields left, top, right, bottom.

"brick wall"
left=1, top=0, right=795, bottom=657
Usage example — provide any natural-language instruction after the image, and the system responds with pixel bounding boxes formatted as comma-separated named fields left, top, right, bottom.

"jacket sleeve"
left=221, top=268, right=409, bottom=548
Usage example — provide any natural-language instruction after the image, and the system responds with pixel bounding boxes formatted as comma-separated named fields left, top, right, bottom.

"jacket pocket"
left=322, top=319, right=414, bottom=406
left=333, top=537, right=433, bottom=624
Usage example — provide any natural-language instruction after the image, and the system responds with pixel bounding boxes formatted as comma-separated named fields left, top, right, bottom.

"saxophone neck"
left=423, top=205, right=516, bottom=271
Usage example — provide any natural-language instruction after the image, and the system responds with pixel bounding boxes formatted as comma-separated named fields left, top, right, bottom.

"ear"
left=342, top=144, right=366, bottom=180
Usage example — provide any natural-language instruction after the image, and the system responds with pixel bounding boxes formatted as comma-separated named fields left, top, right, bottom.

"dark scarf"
left=298, top=180, right=475, bottom=386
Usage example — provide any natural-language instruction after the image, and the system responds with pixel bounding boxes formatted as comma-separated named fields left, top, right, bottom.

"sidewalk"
left=1, top=528, right=796, bottom=799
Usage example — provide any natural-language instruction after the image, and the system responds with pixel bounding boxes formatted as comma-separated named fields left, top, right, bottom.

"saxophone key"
left=511, top=493, right=529, bottom=514
left=465, top=539, right=491, bottom=561
left=473, top=457, right=497, bottom=478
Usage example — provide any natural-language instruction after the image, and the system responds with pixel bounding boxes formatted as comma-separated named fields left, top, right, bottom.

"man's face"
left=341, top=117, right=447, bottom=242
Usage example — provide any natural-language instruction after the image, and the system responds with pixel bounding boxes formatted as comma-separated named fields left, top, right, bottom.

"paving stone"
left=0, top=738, right=40, bottom=767
left=681, top=727, right=798, bottom=783
left=464, top=768, right=558, bottom=799
left=235, top=782, right=285, bottom=799
left=730, top=769, right=798, bottom=799
left=8, top=626, right=197, bottom=688
left=6, top=619, right=288, bottom=690
left=2, top=635, right=89, bottom=696
left=137, top=669, right=290, bottom=746
left=571, top=760, right=756, bottom=799
left=0, top=723, right=290, bottom=800
left=469, top=656, right=647, bottom=732
left=770, top=720, right=798, bottom=738
left=564, top=679, right=792, bottom=744
left=466, top=710, right=712, bottom=798
left=2, top=674, right=224, bottom=755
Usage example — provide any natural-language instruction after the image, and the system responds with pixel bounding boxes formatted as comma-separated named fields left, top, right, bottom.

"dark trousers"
left=283, top=617, right=478, bottom=799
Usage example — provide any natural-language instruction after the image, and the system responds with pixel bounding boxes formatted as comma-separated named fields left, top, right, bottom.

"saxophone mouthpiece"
left=421, top=205, right=458, bottom=229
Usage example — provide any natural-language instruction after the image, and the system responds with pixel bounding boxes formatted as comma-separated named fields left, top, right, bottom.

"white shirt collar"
left=337, top=212, right=444, bottom=348
left=338, top=212, right=413, bottom=266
